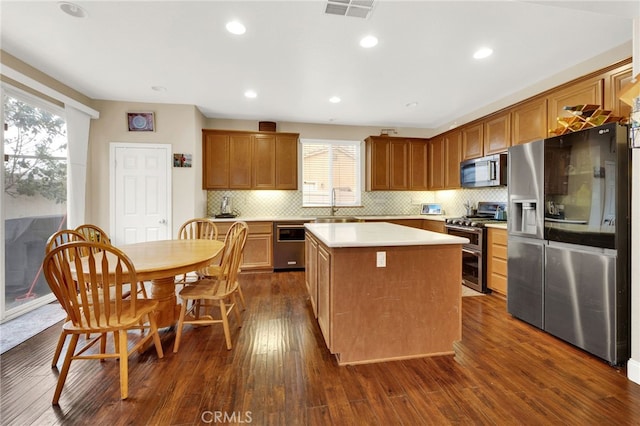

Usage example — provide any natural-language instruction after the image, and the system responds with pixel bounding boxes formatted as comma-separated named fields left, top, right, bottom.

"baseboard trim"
left=628, top=358, right=640, bottom=385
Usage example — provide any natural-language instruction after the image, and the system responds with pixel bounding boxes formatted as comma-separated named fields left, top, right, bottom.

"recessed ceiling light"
left=226, top=21, right=246, bottom=35
left=360, top=35, right=378, bottom=48
left=58, top=1, right=87, bottom=18
left=244, top=90, right=257, bottom=99
left=151, top=86, right=167, bottom=92
left=329, top=96, right=341, bottom=103
left=473, top=47, right=493, bottom=59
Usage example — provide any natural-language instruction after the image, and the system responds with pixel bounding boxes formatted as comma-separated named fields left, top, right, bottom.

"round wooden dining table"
left=116, top=239, right=224, bottom=327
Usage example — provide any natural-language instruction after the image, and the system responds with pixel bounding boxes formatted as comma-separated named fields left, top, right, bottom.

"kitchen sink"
left=312, top=216, right=364, bottom=223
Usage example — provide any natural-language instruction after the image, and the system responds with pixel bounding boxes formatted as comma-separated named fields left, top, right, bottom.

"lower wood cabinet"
left=316, top=243, right=331, bottom=348
left=422, top=219, right=445, bottom=233
left=213, top=221, right=273, bottom=271
left=305, top=232, right=318, bottom=317
left=487, top=227, right=508, bottom=296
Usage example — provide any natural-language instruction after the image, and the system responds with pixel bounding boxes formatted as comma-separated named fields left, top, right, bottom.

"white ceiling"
left=1, top=1, right=637, bottom=132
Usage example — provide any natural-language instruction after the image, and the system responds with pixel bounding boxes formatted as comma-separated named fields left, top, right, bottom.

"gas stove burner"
left=446, top=201, right=508, bottom=228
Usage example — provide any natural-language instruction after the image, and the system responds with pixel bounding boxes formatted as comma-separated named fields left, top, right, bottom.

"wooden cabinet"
left=484, top=112, right=511, bottom=154
left=305, top=232, right=318, bottom=317
left=229, top=133, right=253, bottom=188
left=422, top=219, right=445, bottom=233
left=487, top=227, right=508, bottom=296
left=212, top=221, right=273, bottom=271
left=546, top=77, right=604, bottom=137
left=365, top=137, right=390, bottom=190
left=462, top=123, right=484, bottom=160
left=429, top=129, right=461, bottom=190
left=409, top=140, right=429, bottom=190
left=512, top=97, right=547, bottom=146
left=317, top=243, right=331, bottom=348
left=428, top=137, right=445, bottom=190
left=444, top=130, right=462, bottom=189
left=252, top=134, right=276, bottom=189
left=365, top=136, right=429, bottom=191
left=275, top=134, right=299, bottom=189
left=605, top=64, right=633, bottom=120
left=389, top=140, right=409, bottom=189
left=202, top=129, right=299, bottom=190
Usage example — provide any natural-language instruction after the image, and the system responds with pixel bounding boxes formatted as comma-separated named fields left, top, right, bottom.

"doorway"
left=109, top=143, right=172, bottom=245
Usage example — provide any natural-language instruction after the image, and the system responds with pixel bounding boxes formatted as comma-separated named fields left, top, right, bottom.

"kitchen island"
left=304, top=222, right=469, bottom=365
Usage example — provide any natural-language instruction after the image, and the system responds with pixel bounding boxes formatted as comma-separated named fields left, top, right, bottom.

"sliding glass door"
left=2, top=86, right=67, bottom=321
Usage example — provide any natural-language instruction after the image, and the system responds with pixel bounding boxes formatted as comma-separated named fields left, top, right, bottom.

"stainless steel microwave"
left=460, top=153, right=507, bottom=188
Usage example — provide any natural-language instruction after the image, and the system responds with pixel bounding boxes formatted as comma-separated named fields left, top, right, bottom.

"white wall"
left=87, top=100, right=206, bottom=238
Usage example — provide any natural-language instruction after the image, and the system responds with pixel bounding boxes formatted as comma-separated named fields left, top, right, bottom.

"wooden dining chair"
left=175, top=218, right=219, bottom=286
left=74, top=224, right=111, bottom=245
left=74, top=224, right=148, bottom=299
left=198, top=221, right=248, bottom=309
left=173, top=224, right=247, bottom=352
left=46, top=229, right=91, bottom=367
left=42, top=241, right=164, bottom=404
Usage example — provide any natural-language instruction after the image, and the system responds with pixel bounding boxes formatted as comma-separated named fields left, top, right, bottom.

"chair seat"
left=178, top=278, right=238, bottom=301
left=62, top=300, right=159, bottom=333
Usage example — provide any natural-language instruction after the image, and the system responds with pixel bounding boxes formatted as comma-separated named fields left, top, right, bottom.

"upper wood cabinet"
left=546, top=77, right=604, bottom=137
left=365, top=136, right=390, bottom=190
left=429, top=129, right=461, bottom=190
left=365, top=136, right=428, bottom=191
left=389, top=139, right=409, bottom=189
left=409, top=140, right=429, bottom=190
left=512, top=97, right=547, bottom=146
left=202, top=129, right=299, bottom=190
left=444, top=129, right=462, bottom=189
left=203, top=132, right=252, bottom=189
left=605, top=64, right=633, bottom=120
left=252, top=134, right=276, bottom=189
left=484, top=112, right=511, bottom=154
left=428, top=137, right=445, bottom=190
left=462, top=123, right=484, bottom=160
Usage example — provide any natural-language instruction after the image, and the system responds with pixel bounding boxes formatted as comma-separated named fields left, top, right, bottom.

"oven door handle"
left=462, top=248, right=481, bottom=255
left=276, top=224, right=306, bottom=229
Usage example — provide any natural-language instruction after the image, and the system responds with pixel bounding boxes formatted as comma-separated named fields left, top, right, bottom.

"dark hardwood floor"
left=2, top=271, right=640, bottom=425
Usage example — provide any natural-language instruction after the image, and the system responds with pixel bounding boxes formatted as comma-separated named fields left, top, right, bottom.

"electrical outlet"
left=376, top=251, right=386, bottom=267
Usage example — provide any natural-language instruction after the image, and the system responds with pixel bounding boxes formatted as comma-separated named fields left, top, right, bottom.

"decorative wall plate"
left=127, top=112, right=154, bottom=131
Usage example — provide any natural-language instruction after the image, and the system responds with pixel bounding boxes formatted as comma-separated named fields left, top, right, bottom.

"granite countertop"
left=304, top=222, right=469, bottom=248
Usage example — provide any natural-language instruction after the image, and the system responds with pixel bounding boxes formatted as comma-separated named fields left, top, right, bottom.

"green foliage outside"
left=3, top=95, right=67, bottom=204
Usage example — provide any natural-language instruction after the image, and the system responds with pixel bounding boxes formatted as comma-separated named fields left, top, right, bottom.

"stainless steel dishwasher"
left=273, top=222, right=307, bottom=270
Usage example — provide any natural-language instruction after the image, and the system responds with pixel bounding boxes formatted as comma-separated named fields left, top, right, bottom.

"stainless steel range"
left=445, top=201, right=507, bottom=293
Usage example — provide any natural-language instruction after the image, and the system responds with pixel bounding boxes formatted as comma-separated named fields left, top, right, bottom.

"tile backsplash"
left=207, top=187, right=507, bottom=218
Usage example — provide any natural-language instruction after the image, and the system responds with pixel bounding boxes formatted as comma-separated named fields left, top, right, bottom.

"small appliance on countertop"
left=215, top=196, right=238, bottom=219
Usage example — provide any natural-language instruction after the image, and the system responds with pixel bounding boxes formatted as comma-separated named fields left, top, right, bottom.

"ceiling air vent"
left=325, top=0, right=375, bottom=19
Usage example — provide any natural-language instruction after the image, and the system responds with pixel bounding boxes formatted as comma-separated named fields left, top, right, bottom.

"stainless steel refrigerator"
left=507, top=123, right=630, bottom=365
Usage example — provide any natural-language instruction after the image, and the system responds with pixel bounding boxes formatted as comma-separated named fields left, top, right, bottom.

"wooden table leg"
left=149, top=276, right=180, bottom=328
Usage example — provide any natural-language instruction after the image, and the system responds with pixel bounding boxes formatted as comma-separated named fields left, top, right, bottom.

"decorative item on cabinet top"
left=259, top=121, right=276, bottom=132
left=549, top=104, right=625, bottom=135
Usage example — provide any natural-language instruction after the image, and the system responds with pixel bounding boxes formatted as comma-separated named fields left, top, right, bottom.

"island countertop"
left=304, top=222, right=468, bottom=248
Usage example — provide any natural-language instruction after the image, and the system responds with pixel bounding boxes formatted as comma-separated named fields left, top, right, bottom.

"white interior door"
left=110, top=143, right=171, bottom=245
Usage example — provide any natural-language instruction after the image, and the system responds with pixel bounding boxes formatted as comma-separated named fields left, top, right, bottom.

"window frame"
left=300, top=138, right=362, bottom=208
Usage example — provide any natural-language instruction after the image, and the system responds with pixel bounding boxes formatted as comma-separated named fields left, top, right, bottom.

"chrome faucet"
left=331, top=188, right=338, bottom=216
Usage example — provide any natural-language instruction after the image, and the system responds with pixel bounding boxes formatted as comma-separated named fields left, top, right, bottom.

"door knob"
left=159, top=219, right=167, bottom=224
